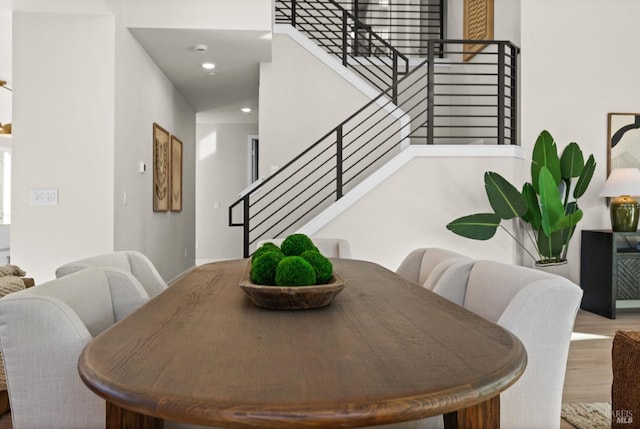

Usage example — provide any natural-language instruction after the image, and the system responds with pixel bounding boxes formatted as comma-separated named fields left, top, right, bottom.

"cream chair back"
left=257, top=238, right=352, bottom=258
left=56, top=250, right=167, bottom=298
left=0, top=267, right=148, bottom=429
left=464, top=260, right=582, bottom=429
left=388, top=250, right=583, bottom=429
left=395, top=248, right=469, bottom=285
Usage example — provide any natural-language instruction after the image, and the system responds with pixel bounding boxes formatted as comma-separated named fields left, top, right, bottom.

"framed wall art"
left=463, top=0, right=494, bottom=62
left=170, top=135, right=183, bottom=212
left=607, top=112, right=640, bottom=175
left=153, top=122, right=171, bottom=212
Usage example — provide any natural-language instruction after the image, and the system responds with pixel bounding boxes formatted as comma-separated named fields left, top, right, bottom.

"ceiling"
left=130, top=28, right=272, bottom=122
left=0, top=1, right=272, bottom=125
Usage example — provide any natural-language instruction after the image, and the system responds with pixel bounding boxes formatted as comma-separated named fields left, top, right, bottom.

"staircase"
left=230, top=0, right=520, bottom=257
left=276, top=0, right=410, bottom=101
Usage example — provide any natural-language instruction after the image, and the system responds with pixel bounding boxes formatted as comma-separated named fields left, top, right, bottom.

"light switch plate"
left=30, top=189, right=58, bottom=206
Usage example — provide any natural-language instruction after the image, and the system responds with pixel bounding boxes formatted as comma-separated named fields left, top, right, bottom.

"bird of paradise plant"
left=446, top=130, right=596, bottom=265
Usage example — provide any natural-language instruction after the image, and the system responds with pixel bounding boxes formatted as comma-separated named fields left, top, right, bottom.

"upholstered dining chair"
left=55, top=250, right=167, bottom=298
left=257, top=237, right=352, bottom=258
left=0, top=267, right=149, bottom=429
left=460, top=260, right=582, bottom=429
left=392, top=249, right=583, bottom=429
left=395, top=247, right=474, bottom=305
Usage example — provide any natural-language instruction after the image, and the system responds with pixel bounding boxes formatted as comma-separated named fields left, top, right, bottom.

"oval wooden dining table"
left=78, top=258, right=526, bottom=429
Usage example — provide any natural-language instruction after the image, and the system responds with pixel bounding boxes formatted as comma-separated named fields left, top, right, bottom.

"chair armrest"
left=101, top=268, right=150, bottom=321
left=127, top=251, right=167, bottom=298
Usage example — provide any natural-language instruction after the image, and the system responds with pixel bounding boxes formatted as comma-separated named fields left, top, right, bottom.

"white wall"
left=520, top=0, right=640, bottom=282
left=258, top=33, right=372, bottom=177
left=124, top=0, right=272, bottom=31
left=11, top=8, right=196, bottom=283
left=112, top=8, right=196, bottom=282
left=2, top=0, right=111, bottom=15
left=196, top=122, right=257, bottom=263
left=494, top=0, right=521, bottom=47
left=0, top=10, right=11, bottom=123
left=11, top=12, right=116, bottom=282
left=447, top=0, right=521, bottom=44
left=312, top=149, right=526, bottom=270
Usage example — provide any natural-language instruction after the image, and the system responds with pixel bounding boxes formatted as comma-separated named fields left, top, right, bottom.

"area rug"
left=561, top=402, right=610, bottom=429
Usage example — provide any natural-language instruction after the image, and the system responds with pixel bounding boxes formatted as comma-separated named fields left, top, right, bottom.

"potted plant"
left=240, top=234, right=344, bottom=310
left=446, top=130, right=596, bottom=266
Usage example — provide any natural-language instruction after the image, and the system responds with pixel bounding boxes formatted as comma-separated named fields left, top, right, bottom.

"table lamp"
left=600, top=168, right=640, bottom=231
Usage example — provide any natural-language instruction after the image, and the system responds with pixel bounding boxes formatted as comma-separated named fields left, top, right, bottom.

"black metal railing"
left=230, top=40, right=520, bottom=257
left=333, top=0, right=445, bottom=57
left=418, top=40, right=519, bottom=145
left=276, top=0, right=410, bottom=101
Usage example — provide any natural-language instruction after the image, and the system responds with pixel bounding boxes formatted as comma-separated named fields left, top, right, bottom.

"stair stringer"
left=297, top=145, right=526, bottom=237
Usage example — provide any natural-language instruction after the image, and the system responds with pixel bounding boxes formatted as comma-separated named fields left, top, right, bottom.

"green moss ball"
left=275, top=256, right=317, bottom=286
left=280, top=234, right=318, bottom=256
left=251, top=242, right=282, bottom=262
left=301, top=250, right=333, bottom=284
left=251, top=251, right=284, bottom=285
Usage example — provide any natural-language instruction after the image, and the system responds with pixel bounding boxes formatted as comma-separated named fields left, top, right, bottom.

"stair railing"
left=230, top=40, right=520, bottom=257
left=276, top=0, right=410, bottom=102
left=332, top=0, right=445, bottom=58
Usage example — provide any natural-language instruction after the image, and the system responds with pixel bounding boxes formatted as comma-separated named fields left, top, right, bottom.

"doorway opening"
left=249, top=135, right=259, bottom=185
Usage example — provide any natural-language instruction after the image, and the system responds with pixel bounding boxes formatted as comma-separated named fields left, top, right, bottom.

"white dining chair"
left=55, top=250, right=167, bottom=298
left=392, top=249, right=583, bottom=429
left=257, top=237, right=352, bottom=258
left=0, top=267, right=149, bottom=429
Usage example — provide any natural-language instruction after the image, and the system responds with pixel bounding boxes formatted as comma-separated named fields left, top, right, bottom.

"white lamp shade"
left=600, top=168, right=640, bottom=197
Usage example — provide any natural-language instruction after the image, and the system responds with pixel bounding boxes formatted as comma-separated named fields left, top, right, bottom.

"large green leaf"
left=521, top=182, right=542, bottom=230
left=446, top=213, right=501, bottom=240
left=558, top=202, right=582, bottom=259
left=532, top=130, right=561, bottom=192
left=558, top=205, right=583, bottom=230
left=573, top=154, right=596, bottom=199
left=538, top=166, right=566, bottom=236
left=537, top=229, right=564, bottom=259
left=560, top=142, right=584, bottom=180
left=484, top=172, right=527, bottom=220
left=558, top=202, right=582, bottom=248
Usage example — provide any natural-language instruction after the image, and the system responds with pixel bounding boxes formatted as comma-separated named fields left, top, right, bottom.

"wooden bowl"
left=239, top=262, right=345, bottom=310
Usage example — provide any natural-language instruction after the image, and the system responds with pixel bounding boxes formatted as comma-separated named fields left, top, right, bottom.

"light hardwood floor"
left=560, top=308, right=640, bottom=428
left=0, top=308, right=635, bottom=429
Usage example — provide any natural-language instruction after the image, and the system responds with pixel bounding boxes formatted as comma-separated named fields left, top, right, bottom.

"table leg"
left=443, top=395, right=500, bottom=429
left=106, top=401, right=164, bottom=429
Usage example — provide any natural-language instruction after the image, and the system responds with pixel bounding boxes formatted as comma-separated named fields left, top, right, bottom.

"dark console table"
left=581, top=230, right=640, bottom=319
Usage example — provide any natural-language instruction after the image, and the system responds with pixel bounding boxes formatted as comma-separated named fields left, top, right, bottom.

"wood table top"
left=79, top=258, right=526, bottom=428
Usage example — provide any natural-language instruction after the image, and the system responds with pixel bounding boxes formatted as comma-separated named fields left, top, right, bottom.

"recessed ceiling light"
left=201, top=62, right=216, bottom=70
left=194, top=44, right=208, bottom=53
left=241, top=107, right=252, bottom=113
left=207, top=71, right=216, bottom=76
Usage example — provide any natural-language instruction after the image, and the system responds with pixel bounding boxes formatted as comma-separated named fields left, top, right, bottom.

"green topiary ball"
left=251, top=251, right=284, bottom=285
left=301, top=250, right=333, bottom=284
left=251, top=242, right=282, bottom=262
left=275, top=256, right=317, bottom=286
left=280, top=234, right=318, bottom=256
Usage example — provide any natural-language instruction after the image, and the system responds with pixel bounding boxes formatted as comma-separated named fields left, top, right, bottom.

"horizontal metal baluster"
left=231, top=20, right=520, bottom=255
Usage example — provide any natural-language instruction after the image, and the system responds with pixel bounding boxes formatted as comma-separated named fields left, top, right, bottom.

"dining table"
left=78, top=258, right=527, bottom=429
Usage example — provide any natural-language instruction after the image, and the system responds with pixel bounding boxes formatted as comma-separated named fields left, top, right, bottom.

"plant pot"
left=534, top=259, right=568, bottom=267
left=534, top=259, right=569, bottom=278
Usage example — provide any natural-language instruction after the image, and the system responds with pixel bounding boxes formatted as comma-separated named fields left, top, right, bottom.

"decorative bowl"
left=239, top=262, right=345, bottom=310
